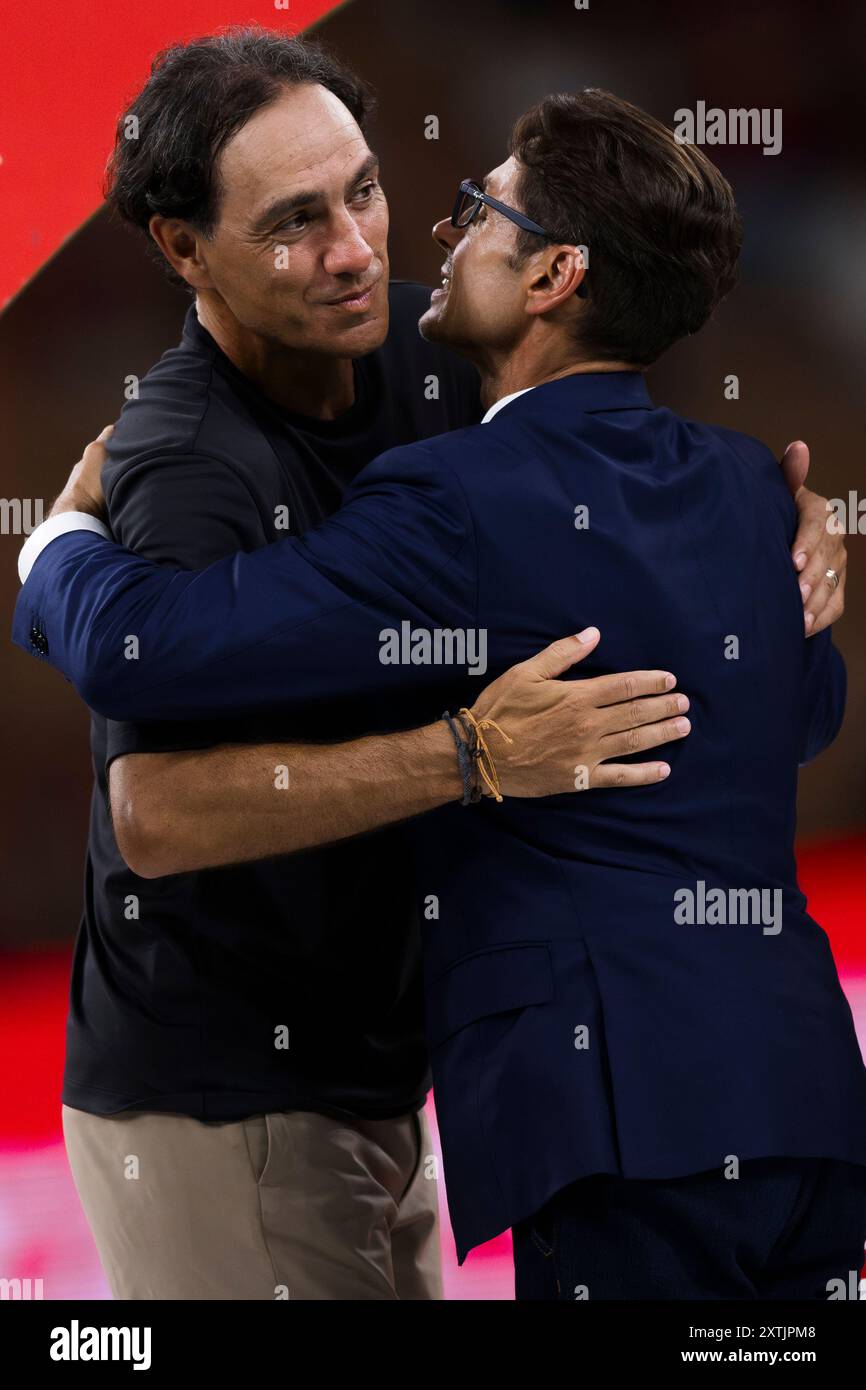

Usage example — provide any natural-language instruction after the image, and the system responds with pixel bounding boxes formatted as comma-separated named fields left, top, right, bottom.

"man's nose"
left=323, top=215, right=375, bottom=277
left=432, top=217, right=462, bottom=253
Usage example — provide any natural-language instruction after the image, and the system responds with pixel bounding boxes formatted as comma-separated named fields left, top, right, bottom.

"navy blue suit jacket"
left=15, top=371, right=866, bottom=1259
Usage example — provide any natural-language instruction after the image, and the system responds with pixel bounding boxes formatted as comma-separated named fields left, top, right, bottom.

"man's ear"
left=148, top=215, right=215, bottom=291
left=525, top=244, right=587, bottom=316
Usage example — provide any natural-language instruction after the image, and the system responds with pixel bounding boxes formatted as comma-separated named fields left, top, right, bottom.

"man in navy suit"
left=14, top=89, right=866, bottom=1299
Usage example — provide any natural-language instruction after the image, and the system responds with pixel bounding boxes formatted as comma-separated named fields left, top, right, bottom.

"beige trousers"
left=62, top=1103, right=443, bottom=1301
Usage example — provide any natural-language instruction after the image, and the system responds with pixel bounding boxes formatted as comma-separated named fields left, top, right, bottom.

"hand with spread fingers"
left=468, top=626, right=690, bottom=798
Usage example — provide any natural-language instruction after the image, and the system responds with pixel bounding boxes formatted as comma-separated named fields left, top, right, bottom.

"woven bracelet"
left=456, top=712, right=484, bottom=803
left=441, top=711, right=474, bottom=806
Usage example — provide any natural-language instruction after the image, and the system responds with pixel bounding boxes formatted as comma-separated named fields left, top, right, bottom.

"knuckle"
left=623, top=726, right=642, bottom=753
left=621, top=675, right=638, bottom=702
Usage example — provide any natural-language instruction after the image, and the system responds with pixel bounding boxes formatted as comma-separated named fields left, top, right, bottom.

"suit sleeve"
left=100, top=452, right=271, bottom=762
left=799, top=628, right=846, bottom=765
left=12, top=444, right=478, bottom=722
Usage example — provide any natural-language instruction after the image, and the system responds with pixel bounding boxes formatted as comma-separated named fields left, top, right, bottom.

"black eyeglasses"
left=450, top=179, right=588, bottom=295
left=451, top=179, right=554, bottom=237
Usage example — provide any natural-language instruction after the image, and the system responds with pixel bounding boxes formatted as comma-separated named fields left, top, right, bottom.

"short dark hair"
left=105, top=26, right=375, bottom=284
left=508, top=90, right=742, bottom=365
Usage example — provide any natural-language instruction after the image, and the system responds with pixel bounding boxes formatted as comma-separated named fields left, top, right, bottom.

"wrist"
left=422, top=719, right=467, bottom=803
left=49, top=495, right=100, bottom=520
left=49, top=499, right=80, bottom=519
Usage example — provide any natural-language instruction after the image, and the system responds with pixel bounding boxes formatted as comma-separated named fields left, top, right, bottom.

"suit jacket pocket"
left=426, top=942, right=554, bottom=1048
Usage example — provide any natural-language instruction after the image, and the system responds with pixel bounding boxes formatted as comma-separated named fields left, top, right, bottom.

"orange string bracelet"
left=457, top=707, right=514, bottom=802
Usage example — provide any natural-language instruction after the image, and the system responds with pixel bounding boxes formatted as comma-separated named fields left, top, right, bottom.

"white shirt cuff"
left=18, top=511, right=111, bottom=584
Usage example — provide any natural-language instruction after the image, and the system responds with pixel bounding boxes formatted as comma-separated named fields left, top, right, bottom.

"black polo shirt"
left=66, top=282, right=481, bottom=1121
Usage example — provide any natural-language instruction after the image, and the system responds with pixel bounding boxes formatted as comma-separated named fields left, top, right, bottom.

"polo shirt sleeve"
left=101, top=452, right=270, bottom=764
left=14, top=442, right=478, bottom=723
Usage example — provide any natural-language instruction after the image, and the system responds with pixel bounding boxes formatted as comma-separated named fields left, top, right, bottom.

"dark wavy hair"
left=105, top=26, right=375, bottom=286
left=508, top=89, right=743, bottom=365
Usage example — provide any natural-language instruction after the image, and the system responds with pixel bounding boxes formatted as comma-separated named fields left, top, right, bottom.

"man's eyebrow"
left=351, top=150, right=380, bottom=187
left=250, top=152, right=380, bottom=232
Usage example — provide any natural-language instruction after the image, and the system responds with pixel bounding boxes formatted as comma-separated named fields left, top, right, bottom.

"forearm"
left=111, top=720, right=463, bottom=877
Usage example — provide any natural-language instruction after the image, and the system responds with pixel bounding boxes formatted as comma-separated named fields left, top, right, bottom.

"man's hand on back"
left=781, top=440, right=847, bottom=636
left=48, top=426, right=112, bottom=521
left=469, top=626, right=690, bottom=797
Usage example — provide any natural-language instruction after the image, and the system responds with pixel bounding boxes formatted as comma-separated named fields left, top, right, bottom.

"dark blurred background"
left=3, top=0, right=865, bottom=948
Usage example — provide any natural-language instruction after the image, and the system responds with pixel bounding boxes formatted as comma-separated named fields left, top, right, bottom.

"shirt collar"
left=481, top=387, right=534, bottom=424
left=481, top=371, right=652, bottom=423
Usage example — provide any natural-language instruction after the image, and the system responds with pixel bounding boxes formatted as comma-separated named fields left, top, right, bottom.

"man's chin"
left=329, top=308, right=389, bottom=356
left=418, top=297, right=451, bottom=343
left=419, top=302, right=476, bottom=365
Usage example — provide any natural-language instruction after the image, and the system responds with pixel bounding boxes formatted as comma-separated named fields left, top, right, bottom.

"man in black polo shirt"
left=57, top=31, right=694, bottom=1300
